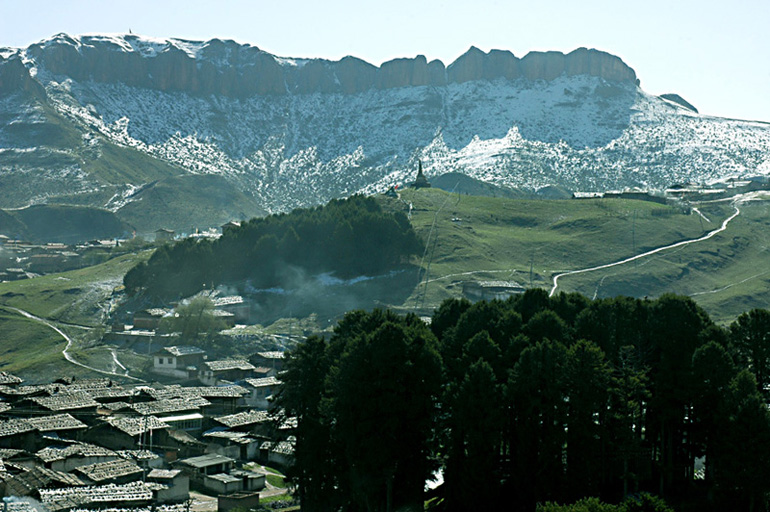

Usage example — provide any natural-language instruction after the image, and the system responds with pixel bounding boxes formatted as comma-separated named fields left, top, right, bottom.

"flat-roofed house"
left=155, top=228, right=175, bottom=242
left=152, top=346, right=206, bottom=379
left=147, top=468, right=190, bottom=502
left=177, top=453, right=234, bottom=479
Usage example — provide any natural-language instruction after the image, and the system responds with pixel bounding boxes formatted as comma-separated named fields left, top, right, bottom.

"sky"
left=2, top=0, right=769, bottom=122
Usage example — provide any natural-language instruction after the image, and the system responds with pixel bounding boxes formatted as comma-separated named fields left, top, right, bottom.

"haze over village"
left=0, top=2, right=770, bottom=512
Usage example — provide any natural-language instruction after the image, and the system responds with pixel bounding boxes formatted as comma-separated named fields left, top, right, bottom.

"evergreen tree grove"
left=275, top=293, right=770, bottom=512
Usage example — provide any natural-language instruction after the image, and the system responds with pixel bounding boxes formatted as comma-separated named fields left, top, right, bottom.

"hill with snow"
left=1, top=33, right=769, bottom=230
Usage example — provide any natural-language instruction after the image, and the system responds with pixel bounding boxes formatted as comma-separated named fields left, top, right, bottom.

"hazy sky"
left=2, top=0, right=769, bottom=122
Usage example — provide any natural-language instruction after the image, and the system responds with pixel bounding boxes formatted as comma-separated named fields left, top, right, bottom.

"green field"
left=0, top=252, right=151, bottom=380
left=0, top=251, right=150, bottom=326
left=0, top=308, right=66, bottom=376
left=384, top=188, right=767, bottom=323
left=558, top=199, right=770, bottom=324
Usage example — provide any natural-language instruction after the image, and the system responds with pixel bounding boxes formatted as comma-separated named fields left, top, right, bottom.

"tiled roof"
left=0, top=384, right=54, bottom=397
left=37, top=443, right=117, bottom=463
left=179, top=453, right=234, bottom=469
left=212, top=296, right=244, bottom=307
left=97, top=401, right=132, bottom=411
left=244, top=377, right=282, bottom=388
left=140, top=308, right=169, bottom=317
left=1, top=466, right=86, bottom=496
left=74, top=458, right=143, bottom=483
left=0, top=448, right=25, bottom=459
left=27, top=413, right=88, bottom=432
left=0, top=501, right=37, bottom=512
left=40, top=481, right=156, bottom=511
left=117, top=450, right=159, bottom=461
left=203, top=430, right=255, bottom=445
left=32, top=392, right=99, bottom=411
left=137, top=385, right=183, bottom=400
left=0, top=418, right=34, bottom=437
left=204, top=359, right=255, bottom=372
left=207, top=473, right=240, bottom=483
left=179, top=386, right=248, bottom=398
left=166, top=428, right=204, bottom=446
left=105, top=416, right=169, bottom=436
left=147, top=469, right=182, bottom=480
left=163, top=346, right=206, bottom=357
left=130, top=397, right=210, bottom=416
left=256, top=351, right=285, bottom=359
left=0, top=372, right=23, bottom=385
left=88, top=387, right=138, bottom=401
left=259, top=439, right=295, bottom=456
left=54, top=378, right=114, bottom=392
left=214, top=409, right=269, bottom=428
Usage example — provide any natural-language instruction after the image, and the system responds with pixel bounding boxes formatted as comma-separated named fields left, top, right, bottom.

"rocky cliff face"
left=19, top=34, right=637, bottom=98
left=0, top=56, right=45, bottom=96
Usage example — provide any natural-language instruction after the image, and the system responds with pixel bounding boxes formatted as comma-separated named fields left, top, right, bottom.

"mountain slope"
left=1, top=34, right=769, bottom=224
left=2, top=204, right=132, bottom=243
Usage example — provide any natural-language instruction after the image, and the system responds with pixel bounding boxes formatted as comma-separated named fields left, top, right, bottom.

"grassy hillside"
left=0, top=98, right=186, bottom=209
left=560, top=199, right=770, bottom=324
left=1, top=204, right=134, bottom=243
left=0, top=251, right=150, bottom=326
left=0, top=308, right=66, bottom=375
left=379, top=188, right=768, bottom=323
left=0, top=251, right=152, bottom=379
left=116, top=174, right=267, bottom=234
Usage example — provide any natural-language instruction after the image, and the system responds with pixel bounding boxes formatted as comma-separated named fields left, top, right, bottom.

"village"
left=0, top=344, right=292, bottom=512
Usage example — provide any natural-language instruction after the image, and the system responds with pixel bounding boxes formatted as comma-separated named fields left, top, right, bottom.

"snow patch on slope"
left=8, top=64, right=770, bottom=213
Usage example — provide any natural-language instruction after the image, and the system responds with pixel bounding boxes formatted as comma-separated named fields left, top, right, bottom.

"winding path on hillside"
left=6, top=306, right=142, bottom=381
left=549, top=205, right=742, bottom=297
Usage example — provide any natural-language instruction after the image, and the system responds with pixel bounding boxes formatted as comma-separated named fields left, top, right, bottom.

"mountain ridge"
left=4, top=33, right=638, bottom=97
left=1, top=33, right=769, bottom=229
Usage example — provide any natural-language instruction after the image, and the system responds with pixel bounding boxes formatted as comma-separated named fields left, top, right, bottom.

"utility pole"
left=529, top=253, right=534, bottom=287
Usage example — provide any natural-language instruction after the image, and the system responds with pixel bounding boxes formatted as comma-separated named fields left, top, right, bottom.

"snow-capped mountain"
left=1, top=33, right=769, bottom=225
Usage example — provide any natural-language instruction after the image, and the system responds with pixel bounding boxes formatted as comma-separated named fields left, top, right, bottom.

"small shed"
left=177, top=453, right=235, bottom=479
left=462, top=281, right=526, bottom=302
left=147, top=468, right=190, bottom=503
left=155, top=228, right=175, bottom=242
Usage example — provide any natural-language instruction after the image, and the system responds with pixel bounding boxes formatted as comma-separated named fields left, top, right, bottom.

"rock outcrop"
left=17, top=34, right=638, bottom=98
left=659, top=93, right=698, bottom=113
left=0, top=56, right=45, bottom=97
